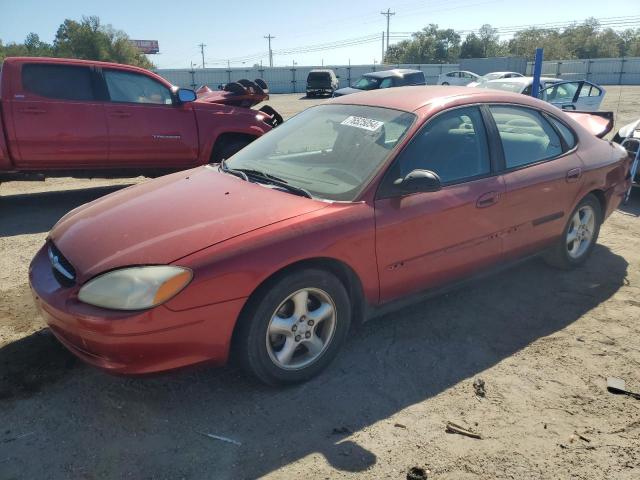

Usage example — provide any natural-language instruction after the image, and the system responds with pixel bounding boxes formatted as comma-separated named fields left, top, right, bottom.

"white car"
left=467, top=71, right=523, bottom=87
left=437, top=70, right=479, bottom=86
left=475, top=77, right=606, bottom=111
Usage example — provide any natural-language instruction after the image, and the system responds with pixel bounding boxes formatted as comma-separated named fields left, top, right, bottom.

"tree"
left=460, top=33, right=484, bottom=58
left=478, top=24, right=501, bottom=57
left=384, top=24, right=460, bottom=64
left=1, top=16, right=153, bottom=68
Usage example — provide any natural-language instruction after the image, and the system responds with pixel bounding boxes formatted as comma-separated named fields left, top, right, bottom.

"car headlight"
left=78, top=266, right=192, bottom=310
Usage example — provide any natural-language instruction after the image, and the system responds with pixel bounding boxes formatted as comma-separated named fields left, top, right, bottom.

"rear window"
left=22, top=64, right=94, bottom=101
left=308, top=72, right=331, bottom=81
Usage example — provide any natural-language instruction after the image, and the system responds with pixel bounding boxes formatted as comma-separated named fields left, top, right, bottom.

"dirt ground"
left=1, top=88, right=639, bottom=480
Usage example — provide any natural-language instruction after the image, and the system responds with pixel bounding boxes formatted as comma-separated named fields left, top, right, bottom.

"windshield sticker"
left=341, top=116, right=384, bottom=132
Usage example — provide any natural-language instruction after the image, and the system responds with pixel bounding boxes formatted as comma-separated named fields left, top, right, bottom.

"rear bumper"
left=28, top=244, right=246, bottom=374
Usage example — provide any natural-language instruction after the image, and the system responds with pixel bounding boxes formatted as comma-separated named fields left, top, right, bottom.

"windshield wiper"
left=234, top=168, right=313, bottom=199
left=219, top=159, right=248, bottom=181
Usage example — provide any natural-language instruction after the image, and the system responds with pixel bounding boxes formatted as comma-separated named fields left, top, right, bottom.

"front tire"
left=442, top=82, right=450, bottom=86
left=235, top=269, right=351, bottom=385
left=543, top=194, right=602, bottom=269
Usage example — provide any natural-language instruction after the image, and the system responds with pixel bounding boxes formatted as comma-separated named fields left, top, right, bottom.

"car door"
left=539, top=81, right=603, bottom=111
left=574, top=82, right=605, bottom=111
left=101, top=68, right=198, bottom=168
left=487, top=105, right=584, bottom=260
left=9, top=62, right=108, bottom=168
left=374, top=106, right=506, bottom=303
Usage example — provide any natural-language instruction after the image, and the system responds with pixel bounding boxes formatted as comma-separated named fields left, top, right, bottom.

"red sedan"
left=29, top=87, right=631, bottom=385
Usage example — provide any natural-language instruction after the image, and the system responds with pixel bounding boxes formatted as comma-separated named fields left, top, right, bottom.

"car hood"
left=333, top=87, right=364, bottom=96
left=50, top=167, right=328, bottom=281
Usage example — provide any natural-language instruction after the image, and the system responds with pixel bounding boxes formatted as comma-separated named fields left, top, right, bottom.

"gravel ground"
left=1, top=87, right=639, bottom=480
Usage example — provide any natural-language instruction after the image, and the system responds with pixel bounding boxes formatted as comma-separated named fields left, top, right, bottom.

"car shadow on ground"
left=0, top=243, right=628, bottom=479
left=0, top=185, right=132, bottom=236
left=617, top=186, right=640, bottom=217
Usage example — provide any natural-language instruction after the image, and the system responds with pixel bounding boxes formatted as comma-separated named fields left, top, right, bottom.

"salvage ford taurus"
left=29, top=86, right=631, bottom=385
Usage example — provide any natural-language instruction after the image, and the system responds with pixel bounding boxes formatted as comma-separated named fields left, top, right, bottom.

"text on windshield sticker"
left=341, top=116, right=384, bottom=132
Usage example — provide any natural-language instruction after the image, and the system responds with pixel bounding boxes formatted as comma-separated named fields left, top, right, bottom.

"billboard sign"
left=130, top=40, right=159, bottom=54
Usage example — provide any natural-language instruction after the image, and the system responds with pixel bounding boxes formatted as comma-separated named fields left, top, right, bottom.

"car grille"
left=48, top=242, right=76, bottom=287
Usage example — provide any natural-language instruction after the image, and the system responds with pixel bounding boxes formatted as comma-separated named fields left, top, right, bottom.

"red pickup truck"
left=0, top=57, right=281, bottom=178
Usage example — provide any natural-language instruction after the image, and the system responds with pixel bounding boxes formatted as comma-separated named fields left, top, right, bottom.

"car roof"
left=363, top=68, right=423, bottom=78
left=484, top=76, right=559, bottom=85
left=308, top=69, right=335, bottom=73
left=328, top=85, right=538, bottom=113
left=482, top=71, right=521, bottom=76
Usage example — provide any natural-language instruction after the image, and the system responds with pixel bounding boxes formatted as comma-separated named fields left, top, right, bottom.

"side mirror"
left=177, top=88, right=197, bottom=103
left=394, top=169, right=441, bottom=194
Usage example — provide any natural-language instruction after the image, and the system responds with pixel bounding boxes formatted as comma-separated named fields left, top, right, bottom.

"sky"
left=2, top=0, right=639, bottom=69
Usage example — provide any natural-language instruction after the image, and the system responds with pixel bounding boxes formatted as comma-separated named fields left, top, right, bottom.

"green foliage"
left=385, top=19, right=640, bottom=63
left=385, top=24, right=460, bottom=64
left=0, top=16, right=153, bottom=69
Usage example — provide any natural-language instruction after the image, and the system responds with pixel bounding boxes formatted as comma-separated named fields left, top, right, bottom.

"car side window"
left=22, top=64, right=94, bottom=101
left=384, top=106, right=491, bottom=191
left=489, top=106, right=563, bottom=169
left=104, top=70, right=173, bottom=105
left=379, top=77, right=394, bottom=89
left=547, top=116, right=577, bottom=150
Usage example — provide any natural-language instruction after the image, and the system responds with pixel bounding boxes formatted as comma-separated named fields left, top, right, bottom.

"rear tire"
left=442, top=82, right=450, bottom=86
left=235, top=268, right=351, bottom=385
left=543, top=194, right=602, bottom=269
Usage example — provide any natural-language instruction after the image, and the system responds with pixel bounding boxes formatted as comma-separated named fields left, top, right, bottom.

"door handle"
left=476, top=191, right=500, bottom=208
left=566, top=167, right=582, bottom=182
left=110, top=111, right=132, bottom=118
left=20, top=107, right=46, bottom=114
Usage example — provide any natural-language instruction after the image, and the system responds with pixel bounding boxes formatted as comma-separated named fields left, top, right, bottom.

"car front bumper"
left=28, top=244, right=246, bottom=374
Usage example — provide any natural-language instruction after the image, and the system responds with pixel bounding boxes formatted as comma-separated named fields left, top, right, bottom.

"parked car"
left=475, top=77, right=605, bottom=111
left=467, top=71, right=523, bottom=87
left=306, top=69, right=339, bottom=97
left=0, top=57, right=281, bottom=179
left=30, top=86, right=630, bottom=385
left=332, top=69, right=425, bottom=96
left=437, top=70, right=479, bottom=86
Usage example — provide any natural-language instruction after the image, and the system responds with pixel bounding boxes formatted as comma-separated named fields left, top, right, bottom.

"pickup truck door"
left=9, top=63, right=108, bottom=168
left=101, top=69, right=198, bottom=168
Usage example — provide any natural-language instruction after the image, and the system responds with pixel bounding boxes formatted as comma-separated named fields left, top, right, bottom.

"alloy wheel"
left=266, top=288, right=337, bottom=370
left=566, top=205, right=596, bottom=259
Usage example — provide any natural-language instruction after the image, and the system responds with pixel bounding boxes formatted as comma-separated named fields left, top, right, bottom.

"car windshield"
left=352, top=75, right=382, bottom=90
left=477, top=81, right=525, bottom=93
left=225, top=104, right=416, bottom=201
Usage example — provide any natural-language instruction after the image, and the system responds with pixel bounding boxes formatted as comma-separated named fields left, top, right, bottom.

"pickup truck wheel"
left=211, top=137, right=254, bottom=163
left=235, top=268, right=351, bottom=385
left=543, top=194, right=602, bottom=269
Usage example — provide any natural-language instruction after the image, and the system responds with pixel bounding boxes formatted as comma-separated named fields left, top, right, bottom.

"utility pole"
left=189, top=61, right=196, bottom=89
left=381, top=32, right=385, bottom=64
left=198, top=43, right=206, bottom=69
left=264, top=34, right=275, bottom=67
left=380, top=8, right=395, bottom=54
